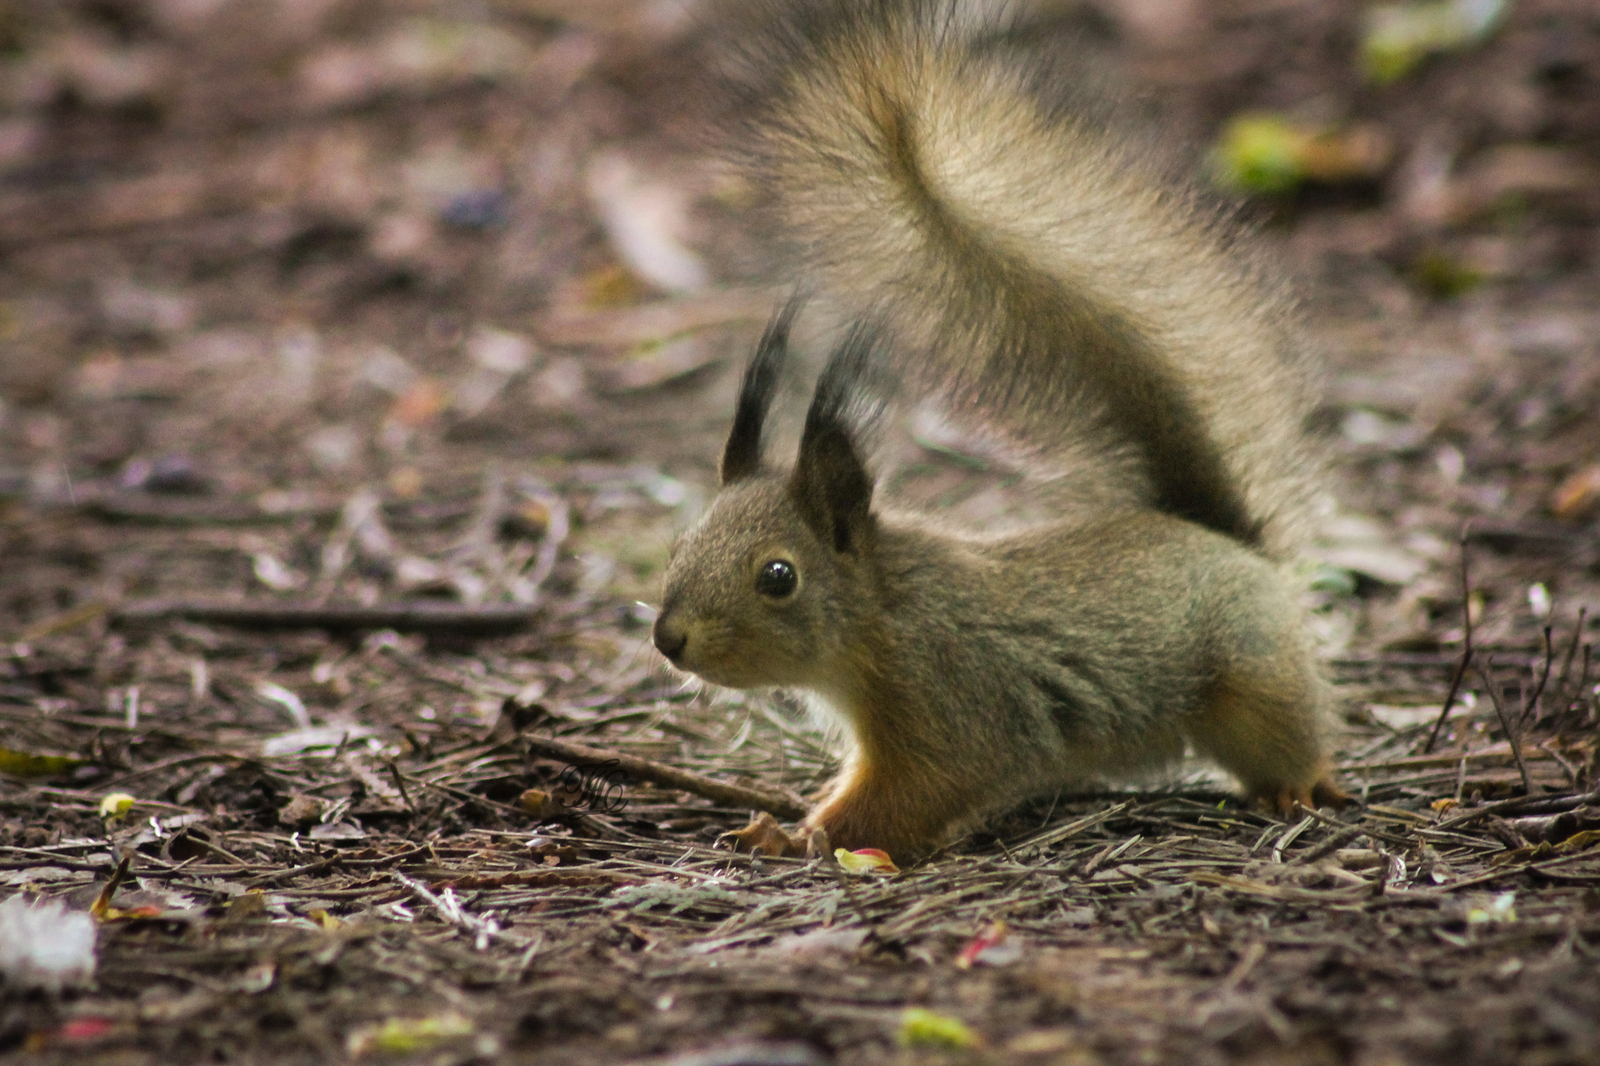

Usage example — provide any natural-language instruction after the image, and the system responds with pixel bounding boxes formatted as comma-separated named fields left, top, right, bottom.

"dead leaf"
left=1552, top=465, right=1600, bottom=521
left=835, top=848, right=899, bottom=875
left=279, top=795, right=326, bottom=827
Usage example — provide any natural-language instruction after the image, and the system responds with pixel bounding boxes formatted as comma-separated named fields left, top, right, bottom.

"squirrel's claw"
left=720, top=811, right=806, bottom=857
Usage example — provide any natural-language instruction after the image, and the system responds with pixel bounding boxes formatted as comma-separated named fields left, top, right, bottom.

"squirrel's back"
left=718, top=0, right=1320, bottom=556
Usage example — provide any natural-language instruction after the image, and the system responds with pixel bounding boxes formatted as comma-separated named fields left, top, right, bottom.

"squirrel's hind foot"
left=1248, top=776, right=1353, bottom=817
left=720, top=811, right=807, bottom=858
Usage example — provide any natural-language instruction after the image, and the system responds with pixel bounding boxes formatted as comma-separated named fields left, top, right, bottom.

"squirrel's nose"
left=653, top=609, right=688, bottom=661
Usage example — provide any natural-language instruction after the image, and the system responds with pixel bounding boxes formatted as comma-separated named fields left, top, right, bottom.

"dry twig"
left=1425, top=526, right=1476, bottom=754
left=113, top=598, right=540, bottom=634
left=519, top=733, right=809, bottom=821
left=1474, top=658, right=1536, bottom=796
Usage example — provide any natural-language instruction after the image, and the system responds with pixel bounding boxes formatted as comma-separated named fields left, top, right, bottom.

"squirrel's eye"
left=755, top=559, right=798, bottom=598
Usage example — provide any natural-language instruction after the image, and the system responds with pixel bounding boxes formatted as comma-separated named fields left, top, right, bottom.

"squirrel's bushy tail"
left=720, top=0, right=1320, bottom=556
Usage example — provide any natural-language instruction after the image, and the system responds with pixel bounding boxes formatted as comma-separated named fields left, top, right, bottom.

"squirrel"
left=651, top=0, right=1347, bottom=863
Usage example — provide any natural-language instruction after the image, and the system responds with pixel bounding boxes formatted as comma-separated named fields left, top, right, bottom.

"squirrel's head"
left=653, top=304, right=883, bottom=690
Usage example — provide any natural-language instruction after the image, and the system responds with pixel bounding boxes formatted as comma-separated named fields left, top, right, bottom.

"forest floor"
left=1, top=1, right=1598, bottom=1063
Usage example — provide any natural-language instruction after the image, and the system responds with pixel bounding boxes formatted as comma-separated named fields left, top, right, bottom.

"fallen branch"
left=1520, top=625, right=1556, bottom=729
left=1424, top=525, right=1476, bottom=754
left=1192, top=870, right=1372, bottom=904
left=83, top=492, right=338, bottom=526
left=113, top=598, right=540, bottom=635
left=519, top=733, right=808, bottom=821
left=1546, top=606, right=1587, bottom=717
left=393, top=872, right=504, bottom=950
left=1292, top=825, right=1368, bottom=866
left=1435, top=788, right=1600, bottom=831
left=1474, top=658, right=1536, bottom=796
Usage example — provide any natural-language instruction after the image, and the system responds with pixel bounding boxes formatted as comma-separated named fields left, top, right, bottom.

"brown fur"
left=720, top=0, right=1323, bottom=556
left=654, top=0, right=1343, bottom=863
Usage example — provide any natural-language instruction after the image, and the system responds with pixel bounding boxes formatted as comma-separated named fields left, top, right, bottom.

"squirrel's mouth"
left=650, top=616, right=787, bottom=690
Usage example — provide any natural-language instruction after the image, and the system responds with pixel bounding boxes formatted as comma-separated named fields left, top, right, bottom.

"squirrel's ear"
left=721, top=300, right=800, bottom=485
left=790, top=325, right=880, bottom=554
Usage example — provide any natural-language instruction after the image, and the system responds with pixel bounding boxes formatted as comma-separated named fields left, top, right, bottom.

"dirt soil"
left=1, top=1, right=1599, bottom=1064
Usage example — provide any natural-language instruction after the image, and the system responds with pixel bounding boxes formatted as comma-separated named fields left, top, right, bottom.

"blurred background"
left=1, top=5, right=1597, bottom=1061
left=0, top=0, right=1596, bottom=674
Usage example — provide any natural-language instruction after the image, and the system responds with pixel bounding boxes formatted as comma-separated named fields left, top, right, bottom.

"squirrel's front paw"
left=720, top=811, right=806, bottom=857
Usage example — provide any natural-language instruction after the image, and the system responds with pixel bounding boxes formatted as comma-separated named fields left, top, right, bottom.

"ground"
left=0, top=0, right=1598, bottom=1064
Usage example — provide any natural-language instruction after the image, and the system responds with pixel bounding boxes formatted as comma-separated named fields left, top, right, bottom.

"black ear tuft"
left=789, top=322, right=885, bottom=554
left=721, top=298, right=803, bottom=485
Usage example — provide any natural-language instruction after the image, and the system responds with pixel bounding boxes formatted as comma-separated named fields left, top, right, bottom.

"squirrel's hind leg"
left=1186, top=663, right=1348, bottom=814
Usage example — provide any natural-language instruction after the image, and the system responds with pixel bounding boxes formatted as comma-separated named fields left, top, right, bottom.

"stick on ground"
left=113, top=599, right=540, bottom=635
left=520, top=733, right=809, bottom=821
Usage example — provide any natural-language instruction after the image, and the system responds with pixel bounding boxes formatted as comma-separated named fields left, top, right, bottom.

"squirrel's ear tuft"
left=790, top=323, right=882, bottom=554
left=721, top=299, right=801, bottom=486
